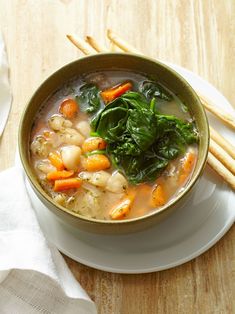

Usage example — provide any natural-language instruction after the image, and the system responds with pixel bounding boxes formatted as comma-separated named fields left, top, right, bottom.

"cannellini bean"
left=48, top=114, right=72, bottom=131
left=36, top=159, right=56, bottom=174
left=106, top=171, right=128, bottom=193
left=61, top=145, right=81, bottom=171
left=75, top=120, right=91, bottom=138
left=60, top=128, right=84, bottom=146
left=79, top=171, right=111, bottom=188
left=30, top=135, right=51, bottom=157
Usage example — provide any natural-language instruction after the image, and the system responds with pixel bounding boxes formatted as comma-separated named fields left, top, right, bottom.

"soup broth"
left=30, top=70, right=198, bottom=220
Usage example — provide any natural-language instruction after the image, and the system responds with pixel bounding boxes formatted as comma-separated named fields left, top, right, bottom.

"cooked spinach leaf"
left=91, top=91, right=198, bottom=184
left=77, top=83, right=103, bottom=114
left=139, top=80, right=173, bottom=101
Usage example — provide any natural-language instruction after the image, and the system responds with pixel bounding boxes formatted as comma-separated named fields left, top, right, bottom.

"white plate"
left=25, top=63, right=235, bottom=274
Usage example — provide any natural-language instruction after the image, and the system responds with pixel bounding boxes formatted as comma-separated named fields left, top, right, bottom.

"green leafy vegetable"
left=77, top=83, right=103, bottom=114
left=139, top=80, right=173, bottom=101
left=92, top=91, right=198, bottom=184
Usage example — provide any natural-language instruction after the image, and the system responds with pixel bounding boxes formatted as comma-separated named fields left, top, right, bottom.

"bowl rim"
left=18, top=52, right=209, bottom=226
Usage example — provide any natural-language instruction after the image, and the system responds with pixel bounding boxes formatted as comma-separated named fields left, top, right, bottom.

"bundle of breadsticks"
left=66, top=30, right=235, bottom=191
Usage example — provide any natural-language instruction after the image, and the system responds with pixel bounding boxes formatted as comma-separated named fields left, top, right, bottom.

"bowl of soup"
left=19, top=53, right=209, bottom=234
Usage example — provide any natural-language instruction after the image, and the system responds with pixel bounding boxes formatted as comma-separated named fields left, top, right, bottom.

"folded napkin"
left=0, top=33, right=11, bottom=136
left=0, top=166, right=97, bottom=314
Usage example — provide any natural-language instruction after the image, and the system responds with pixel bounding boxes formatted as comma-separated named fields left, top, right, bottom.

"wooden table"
left=0, top=1, right=234, bottom=313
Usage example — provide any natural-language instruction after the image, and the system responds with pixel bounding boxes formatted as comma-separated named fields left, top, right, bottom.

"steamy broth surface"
left=30, top=70, right=198, bottom=220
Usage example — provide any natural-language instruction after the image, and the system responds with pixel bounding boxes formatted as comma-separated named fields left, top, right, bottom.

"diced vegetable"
left=48, top=152, right=65, bottom=170
left=181, top=152, right=196, bottom=173
left=101, top=82, right=132, bottom=103
left=109, top=198, right=132, bottom=220
left=82, top=137, right=107, bottom=153
left=59, top=98, right=78, bottom=119
left=47, top=170, right=74, bottom=181
left=150, top=184, right=167, bottom=207
left=85, top=154, right=111, bottom=172
left=106, top=171, right=128, bottom=193
left=54, top=178, right=82, bottom=191
left=61, top=145, right=81, bottom=171
left=75, top=120, right=91, bottom=138
left=178, top=151, right=196, bottom=185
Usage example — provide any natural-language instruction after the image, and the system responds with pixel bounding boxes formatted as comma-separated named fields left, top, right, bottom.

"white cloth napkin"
left=0, top=34, right=11, bottom=136
left=0, top=166, right=97, bottom=314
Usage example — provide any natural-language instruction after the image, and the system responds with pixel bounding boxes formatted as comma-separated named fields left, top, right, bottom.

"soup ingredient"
left=101, top=82, right=132, bottom=103
left=48, top=152, right=65, bottom=170
left=59, top=98, right=78, bottom=119
left=36, top=160, right=57, bottom=174
left=82, top=137, right=107, bottom=153
left=31, top=135, right=51, bottom=157
left=109, top=198, right=132, bottom=220
left=92, top=91, right=198, bottom=184
left=75, top=120, right=91, bottom=138
left=106, top=171, right=128, bottom=193
left=139, top=80, right=172, bottom=101
left=178, top=151, right=196, bottom=185
left=48, top=114, right=72, bottom=131
left=79, top=171, right=110, bottom=188
left=78, top=83, right=102, bottom=114
left=53, top=193, right=67, bottom=206
left=46, top=170, right=74, bottom=181
left=61, top=145, right=81, bottom=171
left=150, top=184, right=167, bottom=207
left=59, top=128, right=84, bottom=146
left=79, top=170, right=111, bottom=188
left=109, top=189, right=135, bottom=219
left=54, top=178, right=82, bottom=192
left=85, top=154, right=111, bottom=172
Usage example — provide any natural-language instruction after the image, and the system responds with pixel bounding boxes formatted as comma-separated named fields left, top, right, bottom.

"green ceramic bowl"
left=19, top=53, right=209, bottom=234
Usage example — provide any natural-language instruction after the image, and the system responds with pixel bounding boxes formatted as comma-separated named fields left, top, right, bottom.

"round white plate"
left=25, top=63, right=235, bottom=274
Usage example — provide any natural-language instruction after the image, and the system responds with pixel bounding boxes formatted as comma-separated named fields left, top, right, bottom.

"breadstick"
left=210, top=126, right=235, bottom=159
left=85, top=36, right=109, bottom=53
left=199, top=94, right=235, bottom=131
left=66, top=34, right=95, bottom=55
left=207, top=152, right=235, bottom=190
left=209, top=139, right=235, bottom=175
left=107, top=29, right=141, bottom=54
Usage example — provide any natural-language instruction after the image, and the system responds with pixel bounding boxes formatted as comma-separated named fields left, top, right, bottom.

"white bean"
left=79, top=171, right=111, bottom=188
left=61, top=145, right=81, bottom=171
left=106, top=171, right=128, bottom=193
left=30, top=136, right=51, bottom=157
left=48, top=114, right=72, bottom=131
left=36, top=159, right=56, bottom=174
left=60, top=128, right=84, bottom=146
left=75, top=120, right=91, bottom=138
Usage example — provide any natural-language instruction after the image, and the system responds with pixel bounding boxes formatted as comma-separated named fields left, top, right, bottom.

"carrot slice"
left=178, top=151, right=196, bottom=185
left=54, top=178, right=82, bottom=191
left=150, top=184, right=167, bottom=207
left=101, top=82, right=132, bottom=103
left=182, top=152, right=196, bottom=173
left=110, top=198, right=132, bottom=220
left=59, top=98, right=78, bottom=119
left=82, top=137, right=107, bottom=153
left=47, top=170, right=74, bottom=181
left=85, top=154, right=111, bottom=172
left=48, top=152, right=65, bottom=171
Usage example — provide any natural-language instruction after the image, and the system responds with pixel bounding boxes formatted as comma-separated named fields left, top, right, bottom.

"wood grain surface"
left=0, top=1, right=234, bottom=313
